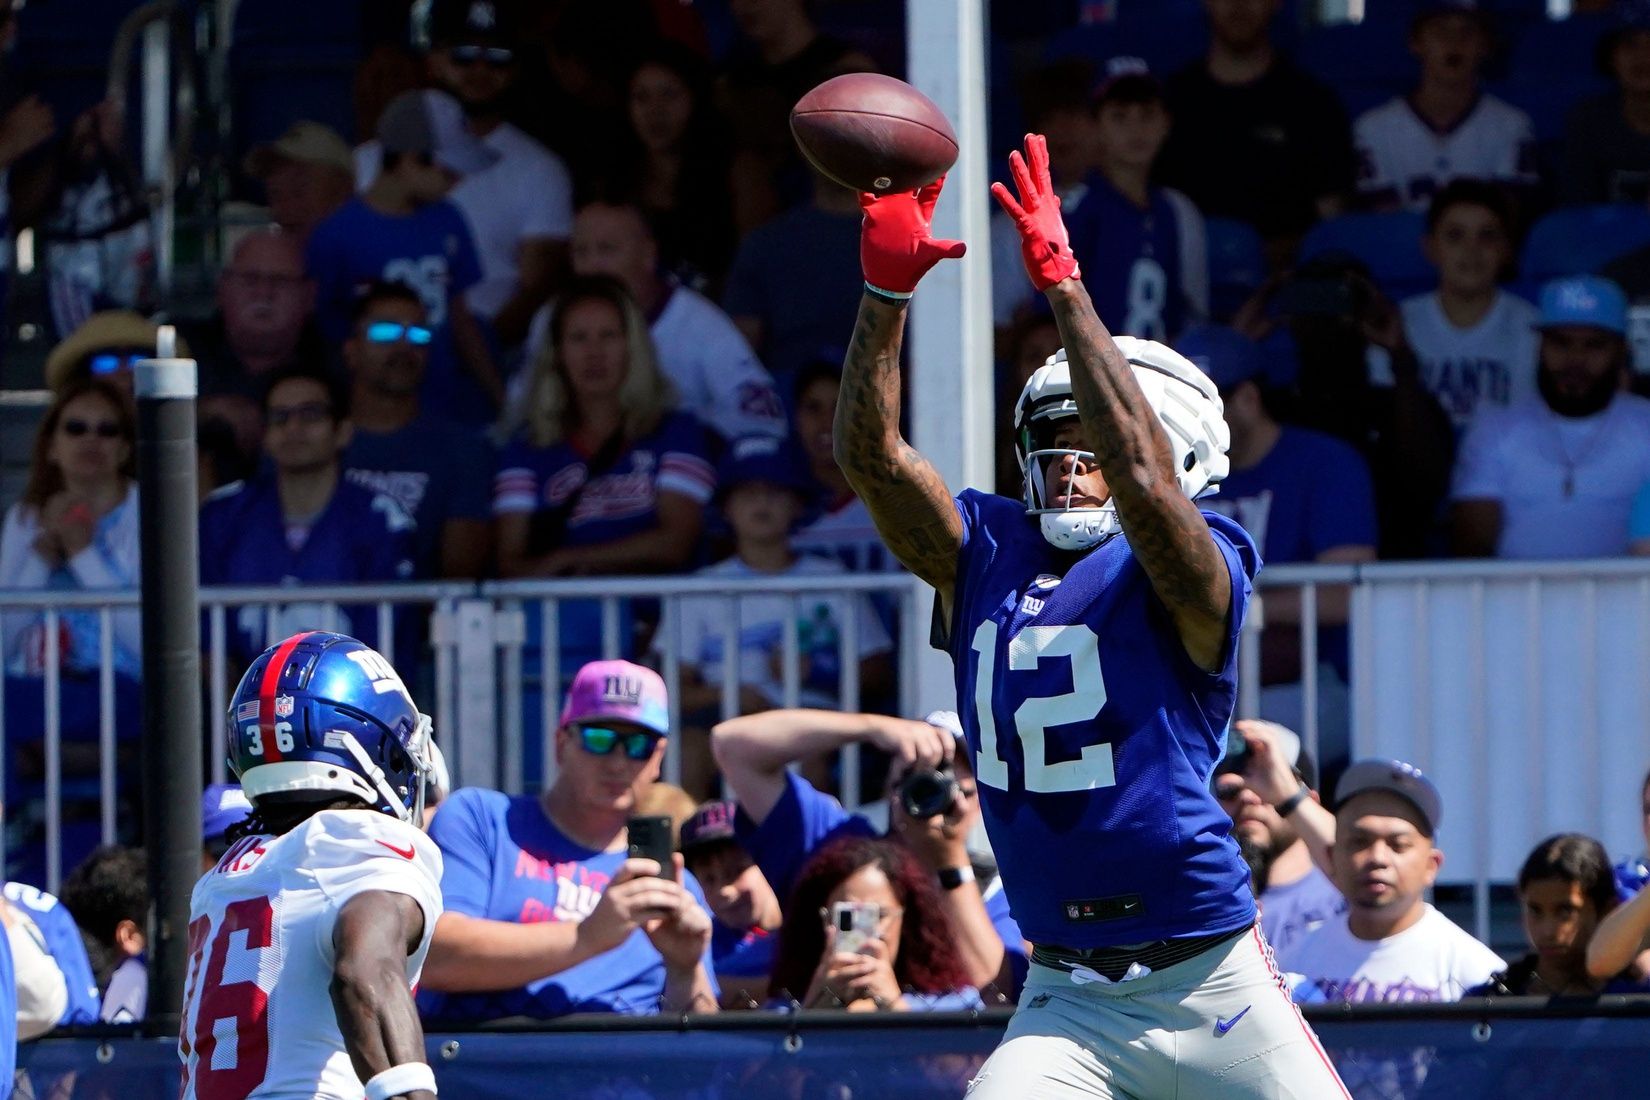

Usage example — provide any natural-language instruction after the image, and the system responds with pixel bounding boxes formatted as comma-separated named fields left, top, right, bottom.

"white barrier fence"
left=3, top=562, right=1648, bottom=940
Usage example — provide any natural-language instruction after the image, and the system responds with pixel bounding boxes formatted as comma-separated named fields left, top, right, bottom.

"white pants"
left=965, top=926, right=1349, bottom=1100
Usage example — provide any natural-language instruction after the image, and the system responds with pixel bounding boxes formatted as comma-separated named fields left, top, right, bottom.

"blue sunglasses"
left=365, top=321, right=433, bottom=346
left=90, top=352, right=143, bottom=375
left=576, top=724, right=659, bottom=761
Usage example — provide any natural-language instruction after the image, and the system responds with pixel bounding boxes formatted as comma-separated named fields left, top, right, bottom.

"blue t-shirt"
left=492, top=411, right=715, bottom=547
left=1203, top=427, right=1377, bottom=565
left=721, top=205, right=862, bottom=383
left=419, top=787, right=718, bottom=1021
left=3, top=881, right=100, bottom=1025
left=1064, top=173, right=1197, bottom=342
left=198, top=473, right=416, bottom=660
left=732, top=771, right=1028, bottom=982
left=937, top=489, right=1260, bottom=949
left=343, top=416, right=494, bottom=578
left=304, top=196, right=488, bottom=424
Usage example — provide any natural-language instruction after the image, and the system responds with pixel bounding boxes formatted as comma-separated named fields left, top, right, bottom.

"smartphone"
left=829, top=901, right=880, bottom=955
left=626, top=815, right=675, bottom=878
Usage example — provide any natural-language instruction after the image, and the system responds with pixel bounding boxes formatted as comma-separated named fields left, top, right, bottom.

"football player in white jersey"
left=179, top=631, right=443, bottom=1100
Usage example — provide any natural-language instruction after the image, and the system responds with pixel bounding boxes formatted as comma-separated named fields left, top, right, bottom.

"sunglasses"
left=90, top=352, right=143, bottom=375
left=450, top=45, right=514, bottom=68
left=61, top=418, right=121, bottom=439
left=266, top=402, right=333, bottom=428
left=365, top=321, right=434, bottom=346
left=576, top=724, right=659, bottom=761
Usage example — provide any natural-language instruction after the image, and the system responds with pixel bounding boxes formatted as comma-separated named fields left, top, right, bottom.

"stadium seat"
left=1298, top=210, right=1434, bottom=303
left=1204, top=217, right=1268, bottom=321
left=1519, top=203, right=1650, bottom=286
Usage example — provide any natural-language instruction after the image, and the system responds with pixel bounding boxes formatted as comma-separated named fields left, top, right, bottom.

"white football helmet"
left=1012, top=338, right=1231, bottom=552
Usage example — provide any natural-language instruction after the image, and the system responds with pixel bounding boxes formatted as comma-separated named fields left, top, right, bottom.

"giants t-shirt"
left=343, top=417, right=494, bottom=578
left=419, top=788, right=717, bottom=1021
left=1397, top=291, right=1540, bottom=433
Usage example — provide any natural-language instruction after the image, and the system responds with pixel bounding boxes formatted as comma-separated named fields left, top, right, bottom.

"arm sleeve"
left=312, top=821, right=445, bottom=972
left=706, top=319, right=786, bottom=441
left=656, top=418, right=716, bottom=504
left=493, top=443, right=542, bottom=515
left=3, top=887, right=101, bottom=1025
left=732, top=772, right=877, bottom=900
left=8, top=916, right=67, bottom=1040
left=425, top=789, right=498, bottom=918
left=1450, top=415, right=1506, bottom=501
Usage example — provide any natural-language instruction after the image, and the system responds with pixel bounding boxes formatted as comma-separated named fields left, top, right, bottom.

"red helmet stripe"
left=257, top=631, right=314, bottom=763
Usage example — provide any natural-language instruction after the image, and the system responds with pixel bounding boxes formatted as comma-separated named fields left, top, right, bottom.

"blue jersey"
left=305, top=197, right=488, bottom=424
left=199, top=473, right=415, bottom=661
left=937, top=490, right=1259, bottom=949
left=492, top=411, right=715, bottom=547
left=419, top=787, right=718, bottom=1021
left=732, top=771, right=1028, bottom=985
left=711, top=921, right=776, bottom=980
left=3, top=881, right=99, bottom=1025
left=1065, top=174, right=1204, bottom=343
left=343, top=416, right=494, bottom=578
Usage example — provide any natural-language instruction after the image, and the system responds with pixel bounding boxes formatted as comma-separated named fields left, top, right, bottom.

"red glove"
left=991, top=133, right=1081, bottom=291
left=859, top=177, right=967, bottom=300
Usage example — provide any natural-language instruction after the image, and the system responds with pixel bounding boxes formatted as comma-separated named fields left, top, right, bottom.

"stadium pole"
left=907, top=0, right=993, bottom=713
left=135, top=328, right=202, bottom=1036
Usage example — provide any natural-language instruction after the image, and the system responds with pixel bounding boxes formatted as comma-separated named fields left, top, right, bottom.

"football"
left=790, top=73, right=959, bottom=195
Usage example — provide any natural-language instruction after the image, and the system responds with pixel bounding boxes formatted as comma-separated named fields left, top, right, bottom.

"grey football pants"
left=965, top=926, right=1349, bottom=1099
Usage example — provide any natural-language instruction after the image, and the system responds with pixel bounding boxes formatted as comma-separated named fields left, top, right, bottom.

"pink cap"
left=560, top=660, right=670, bottom=737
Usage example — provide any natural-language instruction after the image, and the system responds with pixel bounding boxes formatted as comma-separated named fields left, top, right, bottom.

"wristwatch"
left=1276, top=783, right=1310, bottom=818
left=938, top=865, right=976, bottom=890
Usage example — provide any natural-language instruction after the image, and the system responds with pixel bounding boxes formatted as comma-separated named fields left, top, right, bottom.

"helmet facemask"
left=1017, top=403, right=1120, bottom=552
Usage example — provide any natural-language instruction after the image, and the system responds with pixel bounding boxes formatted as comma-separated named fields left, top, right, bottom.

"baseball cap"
left=429, top=0, right=517, bottom=46
left=1216, top=721, right=1318, bottom=790
left=560, top=659, right=670, bottom=738
left=202, top=783, right=253, bottom=844
left=680, top=800, right=740, bottom=855
left=243, top=121, right=354, bottom=179
left=1333, top=758, right=1443, bottom=835
left=376, top=90, right=500, bottom=177
left=1092, top=56, right=1162, bottom=105
left=716, top=435, right=811, bottom=502
left=1536, top=275, right=1628, bottom=336
left=1176, top=324, right=1264, bottom=394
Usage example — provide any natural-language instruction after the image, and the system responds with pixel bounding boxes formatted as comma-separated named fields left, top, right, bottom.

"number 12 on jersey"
left=969, top=620, right=1116, bottom=794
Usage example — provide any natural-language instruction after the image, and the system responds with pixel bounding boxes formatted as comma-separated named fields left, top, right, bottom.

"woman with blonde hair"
left=495, top=275, right=712, bottom=577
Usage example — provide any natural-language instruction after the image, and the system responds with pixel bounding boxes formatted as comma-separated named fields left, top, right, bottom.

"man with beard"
left=1214, top=720, right=1345, bottom=959
left=341, top=281, right=494, bottom=579
left=1452, top=275, right=1650, bottom=558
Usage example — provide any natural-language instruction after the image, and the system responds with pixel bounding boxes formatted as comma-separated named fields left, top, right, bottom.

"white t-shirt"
left=653, top=555, right=892, bottom=709
left=1354, top=94, right=1536, bottom=211
left=1280, top=903, right=1504, bottom=1003
left=179, top=810, right=443, bottom=1100
left=1452, top=392, right=1650, bottom=558
left=521, top=286, right=786, bottom=444
left=1397, top=291, right=1539, bottom=432
left=791, top=496, right=900, bottom=575
left=1259, top=864, right=1347, bottom=961
left=357, top=124, right=573, bottom=320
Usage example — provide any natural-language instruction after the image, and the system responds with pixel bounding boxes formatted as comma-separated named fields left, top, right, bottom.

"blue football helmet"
left=226, top=631, right=434, bottom=823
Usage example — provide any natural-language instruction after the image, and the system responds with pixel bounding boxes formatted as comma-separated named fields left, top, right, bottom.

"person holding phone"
left=768, top=836, right=980, bottom=1012
left=417, top=659, right=719, bottom=1021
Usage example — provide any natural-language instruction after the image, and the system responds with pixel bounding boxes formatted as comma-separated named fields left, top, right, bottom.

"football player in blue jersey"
left=836, top=136, right=1348, bottom=1097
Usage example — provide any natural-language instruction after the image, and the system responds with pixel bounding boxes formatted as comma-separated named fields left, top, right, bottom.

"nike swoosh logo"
left=376, top=840, right=417, bottom=860
left=1214, top=1005, right=1251, bottom=1036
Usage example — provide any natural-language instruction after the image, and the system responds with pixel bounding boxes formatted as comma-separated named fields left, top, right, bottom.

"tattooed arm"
left=1046, top=281, right=1231, bottom=670
left=833, top=294, right=964, bottom=621
left=992, top=134, right=1230, bottom=670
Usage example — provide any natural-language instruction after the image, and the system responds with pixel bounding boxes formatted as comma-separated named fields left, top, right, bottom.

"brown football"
left=790, top=72, right=959, bottom=194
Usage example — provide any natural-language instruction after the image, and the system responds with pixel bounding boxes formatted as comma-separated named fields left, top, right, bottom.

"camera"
left=898, top=764, right=961, bottom=819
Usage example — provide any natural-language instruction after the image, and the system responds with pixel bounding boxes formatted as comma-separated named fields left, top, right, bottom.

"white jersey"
left=1396, top=290, right=1539, bottom=432
left=179, top=811, right=444, bottom=1100
left=1354, top=94, right=1536, bottom=211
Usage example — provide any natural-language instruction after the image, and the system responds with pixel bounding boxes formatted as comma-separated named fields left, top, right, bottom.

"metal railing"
left=4, top=559, right=1650, bottom=941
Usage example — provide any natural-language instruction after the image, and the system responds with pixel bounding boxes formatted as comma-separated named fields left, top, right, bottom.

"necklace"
left=1548, top=404, right=1615, bottom=499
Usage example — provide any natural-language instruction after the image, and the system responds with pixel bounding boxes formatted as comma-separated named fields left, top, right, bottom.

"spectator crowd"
left=9, top=0, right=1650, bottom=1082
